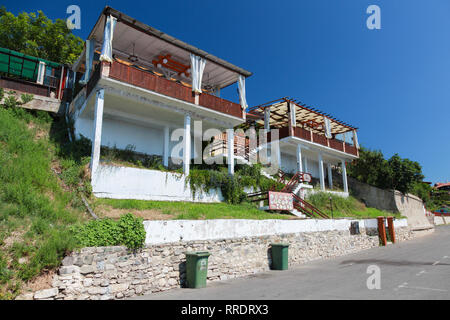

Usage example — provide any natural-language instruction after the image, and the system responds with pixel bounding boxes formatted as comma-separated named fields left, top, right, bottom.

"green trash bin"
left=270, top=243, right=289, bottom=270
left=185, top=251, right=210, bottom=288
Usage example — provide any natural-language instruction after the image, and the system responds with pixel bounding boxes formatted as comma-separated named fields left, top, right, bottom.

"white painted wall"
left=434, top=216, right=448, bottom=225
left=280, top=152, right=320, bottom=178
left=143, top=218, right=409, bottom=244
left=280, top=152, right=297, bottom=174
left=92, top=165, right=223, bottom=202
left=74, top=116, right=199, bottom=160
left=306, top=189, right=349, bottom=198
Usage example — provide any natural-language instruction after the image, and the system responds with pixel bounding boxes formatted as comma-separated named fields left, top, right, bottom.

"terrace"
left=71, top=6, right=251, bottom=121
left=247, top=97, right=359, bottom=157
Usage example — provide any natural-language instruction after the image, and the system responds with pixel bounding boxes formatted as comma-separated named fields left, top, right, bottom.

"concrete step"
left=289, top=209, right=307, bottom=218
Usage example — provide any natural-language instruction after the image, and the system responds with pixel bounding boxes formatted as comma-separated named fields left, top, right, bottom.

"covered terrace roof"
left=247, top=97, right=357, bottom=135
left=73, top=6, right=252, bottom=90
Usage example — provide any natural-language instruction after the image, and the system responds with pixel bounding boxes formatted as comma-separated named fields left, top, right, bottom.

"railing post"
left=377, top=217, right=387, bottom=246
left=101, top=61, right=111, bottom=78
left=387, top=216, right=396, bottom=243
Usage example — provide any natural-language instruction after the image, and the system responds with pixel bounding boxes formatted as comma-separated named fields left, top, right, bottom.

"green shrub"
left=187, top=163, right=284, bottom=204
left=74, top=213, right=146, bottom=250
left=117, top=213, right=147, bottom=250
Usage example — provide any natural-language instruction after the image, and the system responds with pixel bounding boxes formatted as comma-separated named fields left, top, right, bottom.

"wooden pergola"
left=246, top=97, right=357, bottom=136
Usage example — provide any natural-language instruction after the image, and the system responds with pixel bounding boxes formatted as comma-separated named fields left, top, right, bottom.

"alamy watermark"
left=366, top=5, right=381, bottom=30
left=168, top=123, right=282, bottom=173
left=366, top=265, right=381, bottom=289
left=66, top=5, right=81, bottom=30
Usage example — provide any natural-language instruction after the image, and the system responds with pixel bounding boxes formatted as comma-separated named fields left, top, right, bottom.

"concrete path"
left=132, top=226, right=450, bottom=300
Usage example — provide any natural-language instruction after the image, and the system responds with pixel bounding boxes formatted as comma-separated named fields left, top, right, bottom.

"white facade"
left=92, top=165, right=223, bottom=202
left=143, top=218, right=409, bottom=244
left=71, top=75, right=245, bottom=202
left=74, top=115, right=199, bottom=162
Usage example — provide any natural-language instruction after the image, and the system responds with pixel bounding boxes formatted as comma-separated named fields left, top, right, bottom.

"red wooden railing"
left=290, top=127, right=358, bottom=156
left=312, top=132, right=328, bottom=146
left=329, top=138, right=344, bottom=152
left=108, top=61, right=243, bottom=118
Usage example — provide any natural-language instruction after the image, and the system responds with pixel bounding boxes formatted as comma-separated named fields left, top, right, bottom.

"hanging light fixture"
left=128, top=43, right=138, bottom=63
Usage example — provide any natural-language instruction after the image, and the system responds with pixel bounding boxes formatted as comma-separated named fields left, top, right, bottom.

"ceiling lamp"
left=152, top=54, right=190, bottom=77
left=128, top=43, right=138, bottom=63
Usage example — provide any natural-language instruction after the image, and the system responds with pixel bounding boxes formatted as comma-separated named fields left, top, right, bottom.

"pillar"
left=318, top=153, right=325, bottom=191
left=163, top=126, right=169, bottom=167
left=296, top=144, right=303, bottom=173
left=183, top=114, right=191, bottom=175
left=90, top=88, right=104, bottom=177
left=264, top=108, right=271, bottom=132
left=341, top=159, right=348, bottom=193
left=304, top=157, right=308, bottom=174
left=327, top=163, right=333, bottom=189
left=227, top=128, right=234, bottom=175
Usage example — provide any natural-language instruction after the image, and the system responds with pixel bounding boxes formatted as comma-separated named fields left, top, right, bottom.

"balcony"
left=279, top=126, right=358, bottom=156
left=104, top=61, right=244, bottom=119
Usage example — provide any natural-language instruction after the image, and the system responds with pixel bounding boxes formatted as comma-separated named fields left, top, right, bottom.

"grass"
left=0, top=92, right=406, bottom=299
left=306, top=192, right=403, bottom=219
left=94, top=198, right=293, bottom=220
left=0, top=104, right=89, bottom=299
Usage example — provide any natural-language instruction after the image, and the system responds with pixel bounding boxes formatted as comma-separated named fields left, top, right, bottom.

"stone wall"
left=342, top=176, right=433, bottom=231
left=26, top=226, right=413, bottom=300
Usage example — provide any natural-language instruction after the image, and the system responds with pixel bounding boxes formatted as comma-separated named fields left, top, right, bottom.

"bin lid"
left=270, top=243, right=289, bottom=247
left=185, top=251, right=211, bottom=257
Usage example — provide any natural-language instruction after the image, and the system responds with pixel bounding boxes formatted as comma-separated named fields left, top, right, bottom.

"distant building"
left=434, top=182, right=450, bottom=192
left=0, top=47, right=68, bottom=113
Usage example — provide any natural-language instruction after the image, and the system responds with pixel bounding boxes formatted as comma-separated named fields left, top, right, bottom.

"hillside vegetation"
left=0, top=91, right=405, bottom=299
left=0, top=101, right=87, bottom=299
left=306, top=192, right=402, bottom=219
left=0, top=95, right=291, bottom=298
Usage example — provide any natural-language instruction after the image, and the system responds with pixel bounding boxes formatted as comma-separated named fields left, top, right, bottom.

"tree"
left=0, top=7, right=83, bottom=64
left=347, top=147, right=391, bottom=188
left=348, top=147, right=425, bottom=195
left=386, top=154, right=424, bottom=194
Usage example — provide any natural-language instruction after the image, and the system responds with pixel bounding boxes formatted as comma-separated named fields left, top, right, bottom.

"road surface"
left=133, top=225, right=450, bottom=300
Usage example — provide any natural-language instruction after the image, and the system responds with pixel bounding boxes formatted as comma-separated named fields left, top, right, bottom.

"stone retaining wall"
left=25, top=226, right=412, bottom=300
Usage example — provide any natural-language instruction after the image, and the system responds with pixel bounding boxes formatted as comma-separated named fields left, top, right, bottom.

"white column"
left=264, top=108, right=271, bottom=132
left=183, top=114, right=191, bottom=175
left=90, top=89, right=104, bottom=177
left=276, top=145, right=282, bottom=171
left=304, top=157, right=308, bottom=174
left=342, top=159, right=348, bottom=193
left=318, top=153, right=325, bottom=191
left=163, top=126, right=169, bottom=167
left=296, top=144, right=303, bottom=172
left=352, top=130, right=359, bottom=147
left=227, top=129, right=234, bottom=175
left=327, top=163, right=333, bottom=189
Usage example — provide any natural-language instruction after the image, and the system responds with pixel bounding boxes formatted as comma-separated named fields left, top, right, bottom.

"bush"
left=74, top=213, right=146, bottom=250
left=117, top=213, right=147, bottom=250
left=187, top=164, right=282, bottom=204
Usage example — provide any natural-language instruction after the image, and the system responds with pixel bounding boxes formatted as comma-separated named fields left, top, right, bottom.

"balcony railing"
left=107, top=61, right=243, bottom=118
left=277, top=126, right=358, bottom=156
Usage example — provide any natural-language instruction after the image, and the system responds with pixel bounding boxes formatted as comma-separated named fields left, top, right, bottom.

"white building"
left=245, top=98, right=360, bottom=197
left=68, top=7, right=251, bottom=201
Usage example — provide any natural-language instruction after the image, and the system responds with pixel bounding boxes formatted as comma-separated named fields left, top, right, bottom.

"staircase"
left=292, top=193, right=329, bottom=219
left=212, top=135, right=329, bottom=219
left=248, top=169, right=329, bottom=219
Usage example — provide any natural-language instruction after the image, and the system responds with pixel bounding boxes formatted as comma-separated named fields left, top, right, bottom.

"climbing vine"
left=187, top=163, right=284, bottom=204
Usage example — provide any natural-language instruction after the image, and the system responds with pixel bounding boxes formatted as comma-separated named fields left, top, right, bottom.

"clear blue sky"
left=4, top=0, right=450, bottom=184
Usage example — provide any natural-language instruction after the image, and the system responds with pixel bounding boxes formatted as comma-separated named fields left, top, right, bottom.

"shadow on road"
left=340, top=259, right=450, bottom=266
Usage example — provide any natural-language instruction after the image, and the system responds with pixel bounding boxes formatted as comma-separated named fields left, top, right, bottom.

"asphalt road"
left=133, top=225, right=450, bottom=300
